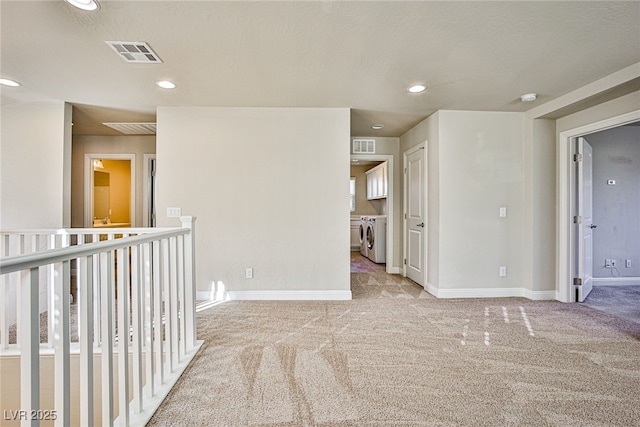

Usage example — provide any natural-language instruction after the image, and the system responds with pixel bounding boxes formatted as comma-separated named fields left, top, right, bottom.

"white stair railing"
left=0, top=216, right=202, bottom=426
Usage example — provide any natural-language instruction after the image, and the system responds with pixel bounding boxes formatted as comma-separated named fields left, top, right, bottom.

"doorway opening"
left=84, top=154, right=136, bottom=228
left=349, top=154, right=396, bottom=275
left=558, top=110, right=640, bottom=303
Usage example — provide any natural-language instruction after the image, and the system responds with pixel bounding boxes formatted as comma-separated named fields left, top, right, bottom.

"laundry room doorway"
left=349, top=153, right=396, bottom=275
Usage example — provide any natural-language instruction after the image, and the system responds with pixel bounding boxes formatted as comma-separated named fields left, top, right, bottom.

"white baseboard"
left=593, top=277, right=640, bottom=286
left=387, top=266, right=401, bottom=274
left=196, top=290, right=352, bottom=301
left=428, top=286, right=555, bottom=300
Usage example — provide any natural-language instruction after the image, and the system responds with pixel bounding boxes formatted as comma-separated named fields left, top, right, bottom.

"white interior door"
left=405, top=146, right=426, bottom=286
left=577, top=137, right=594, bottom=302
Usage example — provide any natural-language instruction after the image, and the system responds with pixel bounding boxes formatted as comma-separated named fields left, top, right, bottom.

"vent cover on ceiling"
left=352, top=139, right=375, bottom=154
left=105, top=41, right=162, bottom=63
left=102, top=122, right=157, bottom=135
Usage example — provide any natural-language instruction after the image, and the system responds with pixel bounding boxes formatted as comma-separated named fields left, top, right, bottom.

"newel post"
left=180, top=216, right=197, bottom=349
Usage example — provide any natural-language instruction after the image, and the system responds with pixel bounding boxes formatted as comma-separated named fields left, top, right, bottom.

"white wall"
left=400, top=111, right=525, bottom=296
left=438, top=111, right=524, bottom=292
left=156, top=107, right=351, bottom=299
left=1, top=102, right=71, bottom=229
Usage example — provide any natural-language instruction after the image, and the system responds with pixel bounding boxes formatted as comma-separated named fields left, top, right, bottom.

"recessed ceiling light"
left=520, top=93, right=537, bottom=102
left=0, top=78, right=20, bottom=87
left=408, top=84, right=427, bottom=93
left=371, top=124, right=384, bottom=130
left=156, top=80, right=176, bottom=89
left=64, top=0, right=100, bottom=11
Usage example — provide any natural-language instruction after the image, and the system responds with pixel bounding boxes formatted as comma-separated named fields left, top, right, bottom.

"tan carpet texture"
left=148, top=264, right=640, bottom=426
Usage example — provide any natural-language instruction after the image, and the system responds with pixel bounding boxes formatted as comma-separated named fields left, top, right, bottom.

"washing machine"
left=359, top=215, right=368, bottom=257
left=366, top=215, right=387, bottom=263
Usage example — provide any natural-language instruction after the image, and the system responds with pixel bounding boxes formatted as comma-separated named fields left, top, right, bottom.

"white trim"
left=142, top=154, right=156, bottom=227
left=350, top=153, right=395, bottom=274
left=402, top=142, right=428, bottom=287
left=433, top=287, right=554, bottom=300
left=557, top=110, right=640, bottom=303
left=196, top=290, right=352, bottom=301
left=84, top=154, right=137, bottom=228
left=387, top=266, right=401, bottom=274
left=593, top=277, right=640, bottom=287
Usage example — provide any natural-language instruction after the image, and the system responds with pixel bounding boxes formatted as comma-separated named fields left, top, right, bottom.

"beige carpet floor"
left=147, top=255, right=640, bottom=426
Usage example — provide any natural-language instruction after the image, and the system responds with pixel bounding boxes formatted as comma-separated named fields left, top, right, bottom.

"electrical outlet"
left=626, top=259, right=632, bottom=268
left=167, top=207, right=181, bottom=218
left=245, top=268, right=253, bottom=279
left=605, top=259, right=616, bottom=268
left=499, top=266, right=507, bottom=277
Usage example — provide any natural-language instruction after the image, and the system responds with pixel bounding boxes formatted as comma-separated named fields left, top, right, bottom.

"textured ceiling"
left=1, top=1, right=639, bottom=137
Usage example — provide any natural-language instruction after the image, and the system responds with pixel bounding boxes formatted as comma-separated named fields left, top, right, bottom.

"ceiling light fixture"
left=64, top=0, right=100, bottom=11
left=93, top=159, right=104, bottom=169
left=520, top=93, right=537, bottom=102
left=371, top=124, right=384, bottom=130
left=156, top=80, right=176, bottom=89
left=408, top=84, right=427, bottom=93
left=0, top=78, right=20, bottom=87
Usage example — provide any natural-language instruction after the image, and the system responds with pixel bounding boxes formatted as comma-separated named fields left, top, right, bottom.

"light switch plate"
left=499, top=207, right=507, bottom=218
left=167, top=207, right=181, bottom=218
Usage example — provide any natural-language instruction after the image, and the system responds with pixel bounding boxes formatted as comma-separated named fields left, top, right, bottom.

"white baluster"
left=117, top=246, right=131, bottom=426
left=143, top=242, right=154, bottom=398
left=169, top=236, right=179, bottom=368
left=161, top=238, right=173, bottom=375
left=79, top=255, right=94, bottom=426
left=131, top=244, right=144, bottom=414
left=54, top=259, right=71, bottom=427
left=0, top=234, right=8, bottom=349
left=177, top=234, right=186, bottom=360
left=100, top=251, right=114, bottom=426
left=152, top=240, right=164, bottom=385
left=20, top=267, right=40, bottom=426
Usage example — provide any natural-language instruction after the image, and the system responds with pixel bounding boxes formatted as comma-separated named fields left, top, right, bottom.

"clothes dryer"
left=359, top=216, right=368, bottom=257
left=366, top=215, right=387, bottom=263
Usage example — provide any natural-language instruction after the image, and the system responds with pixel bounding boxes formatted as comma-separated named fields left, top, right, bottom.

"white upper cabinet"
left=366, top=161, right=388, bottom=200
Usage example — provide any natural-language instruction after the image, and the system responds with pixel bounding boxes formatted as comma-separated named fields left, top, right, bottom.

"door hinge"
left=574, top=153, right=583, bottom=162
left=404, top=259, right=407, bottom=265
left=573, top=216, right=582, bottom=224
left=404, top=213, right=407, bottom=220
left=404, top=167, right=407, bottom=174
left=573, top=277, right=582, bottom=286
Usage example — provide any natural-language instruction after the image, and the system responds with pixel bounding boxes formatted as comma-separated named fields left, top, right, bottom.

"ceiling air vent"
left=105, top=41, right=162, bottom=63
left=352, top=139, right=375, bottom=154
left=102, top=123, right=157, bottom=135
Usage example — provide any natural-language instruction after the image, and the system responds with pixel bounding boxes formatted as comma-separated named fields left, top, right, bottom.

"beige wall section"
left=530, top=119, right=557, bottom=293
left=156, top=107, right=351, bottom=295
left=400, top=111, right=524, bottom=294
left=0, top=102, right=71, bottom=229
left=438, top=111, right=524, bottom=291
left=71, top=135, right=156, bottom=227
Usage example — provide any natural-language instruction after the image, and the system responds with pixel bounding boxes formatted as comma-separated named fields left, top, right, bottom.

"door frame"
left=557, top=110, right=640, bottom=302
left=402, top=141, right=428, bottom=285
left=142, top=154, right=156, bottom=227
left=350, top=153, right=396, bottom=274
left=84, top=153, right=136, bottom=228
